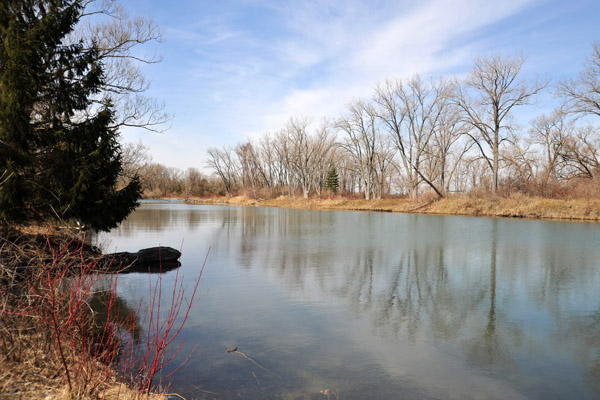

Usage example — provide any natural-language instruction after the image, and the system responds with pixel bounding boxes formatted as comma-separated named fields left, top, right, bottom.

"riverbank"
left=0, top=225, right=171, bottom=400
left=185, top=194, right=600, bottom=222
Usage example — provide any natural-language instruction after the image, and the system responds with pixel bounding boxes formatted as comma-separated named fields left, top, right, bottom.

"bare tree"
left=285, top=118, right=335, bottom=199
left=372, top=135, right=396, bottom=198
left=463, top=157, right=492, bottom=191
left=138, top=163, right=182, bottom=197
left=503, top=138, right=538, bottom=188
left=558, top=42, right=600, bottom=119
left=73, top=0, right=170, bottom=132
left=119, top=140, right=152, bottom=187
left=236, top=141, right=268, bottom=199
left=286, top=118, right=312, bottom=198
left=257, top=133, right=279, bottom=193
left=272, top=129, right=295, bottom=196
left=206, top=146, right=238, bottom=197
left=505, top=111, right=599, bottom=188
left=529, top=110, right=573, bottom=186
left=336, top=100, right=382, bottom=200
left=184, top=168, right=207, bottom=198
left=455, top=54, right=546, bottom=192
left=559, top=126, right=600, bottom=179
left=426, top=96, right=471, bottom=194
left=336, top=151, right=359, bottom=194
left=554, top=42, right=600, bottom=182
left=376, top=80, right=414, bottom=198
left=376, top=76, right=454, bottom=198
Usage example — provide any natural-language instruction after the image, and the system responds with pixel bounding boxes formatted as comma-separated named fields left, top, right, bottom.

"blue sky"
left=118, top=0, right=600, bottom=171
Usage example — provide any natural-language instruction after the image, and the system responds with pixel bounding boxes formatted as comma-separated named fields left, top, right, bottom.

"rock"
left=135, top=246, right=181, bottom=262
left=101, top=246, right=181, bottom=273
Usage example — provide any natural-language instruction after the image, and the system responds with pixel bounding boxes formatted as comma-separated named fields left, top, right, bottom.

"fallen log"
left=100, top=246, right=181, bottom=273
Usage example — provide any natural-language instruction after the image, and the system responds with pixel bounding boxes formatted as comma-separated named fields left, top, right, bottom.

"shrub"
left=0, top=226, right=203, bottom=399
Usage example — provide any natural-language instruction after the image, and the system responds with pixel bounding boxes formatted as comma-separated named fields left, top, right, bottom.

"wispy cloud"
left=236, top=0, right=542, bottom=136
left=133, top=0, right=596, bottom=170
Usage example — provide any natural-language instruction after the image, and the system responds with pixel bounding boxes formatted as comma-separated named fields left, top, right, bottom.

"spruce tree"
left=0, top=0, right=141, bottom=230
left=325, top=167, right=340, bottom=193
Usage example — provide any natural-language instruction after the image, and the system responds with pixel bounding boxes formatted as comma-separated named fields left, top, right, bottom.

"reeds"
left=0, top=226, right=202, bottom=399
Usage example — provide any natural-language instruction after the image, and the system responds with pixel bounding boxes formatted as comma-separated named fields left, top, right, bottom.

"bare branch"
left=454, top=54, right=547, bottom=192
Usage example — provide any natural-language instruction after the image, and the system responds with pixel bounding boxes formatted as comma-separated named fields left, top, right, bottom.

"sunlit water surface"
left=96, top=201, right=600, bottom=399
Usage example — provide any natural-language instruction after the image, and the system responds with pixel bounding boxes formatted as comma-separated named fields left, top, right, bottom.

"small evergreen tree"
left=325, top=167, right=340, bottom=193
left=0, top=0, right=141, bottom=230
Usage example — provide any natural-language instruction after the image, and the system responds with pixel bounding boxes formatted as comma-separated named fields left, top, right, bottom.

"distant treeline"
left=203, top=46, right=600, bottom=200
left=119, top=142, right=226, bottom=198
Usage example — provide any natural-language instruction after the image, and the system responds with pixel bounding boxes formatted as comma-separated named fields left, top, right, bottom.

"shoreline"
left=0, top=225, right=174, bottom=400
left=178, top=194, right=600, bottom=223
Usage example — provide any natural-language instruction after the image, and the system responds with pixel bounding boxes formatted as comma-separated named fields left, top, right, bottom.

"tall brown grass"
left=187, top=191, right=600, bottom=222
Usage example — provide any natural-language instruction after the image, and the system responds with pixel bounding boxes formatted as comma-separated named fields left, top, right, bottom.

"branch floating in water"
left=225, top=346, right=278, bottom=378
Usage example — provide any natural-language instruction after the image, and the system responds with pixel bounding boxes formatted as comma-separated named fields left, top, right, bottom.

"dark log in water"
left=100, top=246, right=181, bottom=273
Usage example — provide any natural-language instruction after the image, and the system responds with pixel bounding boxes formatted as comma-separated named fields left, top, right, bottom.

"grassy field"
left=185, top=194, right=600, bottom=222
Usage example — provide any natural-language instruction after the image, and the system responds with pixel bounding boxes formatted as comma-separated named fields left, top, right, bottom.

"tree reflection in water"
left=98, top=203, right=600, bottom=399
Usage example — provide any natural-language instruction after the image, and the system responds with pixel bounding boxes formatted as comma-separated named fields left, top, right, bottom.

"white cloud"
left=146, top=0, right=569, bottom=170
left=233, top=0, right=541, bottom=139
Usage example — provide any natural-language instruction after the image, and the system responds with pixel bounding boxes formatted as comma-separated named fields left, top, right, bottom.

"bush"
left=0, top=226, right=203, bottom=399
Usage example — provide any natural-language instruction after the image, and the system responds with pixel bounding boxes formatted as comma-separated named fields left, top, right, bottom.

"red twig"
left=1, top=232, right=207, bottom=398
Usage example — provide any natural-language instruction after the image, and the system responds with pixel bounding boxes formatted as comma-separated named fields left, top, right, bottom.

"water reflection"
left=116, top=260, right=181, bottom=274
left=99, top=202, right=600, bottom=399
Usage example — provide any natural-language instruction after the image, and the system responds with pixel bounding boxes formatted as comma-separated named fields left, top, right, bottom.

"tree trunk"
left=493, top=130, right=499, bottom=193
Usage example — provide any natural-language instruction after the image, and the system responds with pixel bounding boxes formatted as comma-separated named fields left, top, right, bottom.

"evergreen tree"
left=0, top=0, right=141, bottom=230
left=325, top=167, right=340, bottom=193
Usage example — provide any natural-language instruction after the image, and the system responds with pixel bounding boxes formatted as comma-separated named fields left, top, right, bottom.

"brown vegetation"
left=187, top=192, right=600, bottom=222
left=0, top=225, right=197, bottom=399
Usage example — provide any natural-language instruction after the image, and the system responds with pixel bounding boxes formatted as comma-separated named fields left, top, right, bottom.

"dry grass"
left=189, top=195, right=420, bottom=212
left=424, top=194, right=600, bottom=221
left=187, top=194, right=600, bottom=222
left=0, top=352, right=160, bottom=400
left=0, top=225, right=174, bottom=400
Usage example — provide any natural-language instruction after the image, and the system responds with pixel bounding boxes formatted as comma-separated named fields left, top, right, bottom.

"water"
left=97, top=200, right=600, bottom=399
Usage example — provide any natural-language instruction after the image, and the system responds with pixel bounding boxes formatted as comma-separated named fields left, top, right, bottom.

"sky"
left=116, top=0, right=600, bottom=172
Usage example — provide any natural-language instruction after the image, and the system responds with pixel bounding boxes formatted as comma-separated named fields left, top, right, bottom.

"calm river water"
left=96, top=200, right=600, bottom=399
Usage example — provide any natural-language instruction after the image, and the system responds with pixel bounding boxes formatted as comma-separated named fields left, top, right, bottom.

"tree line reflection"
left=116, top=205, right=600, bottom=398
left=215, top=208, right=599, bottom=397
